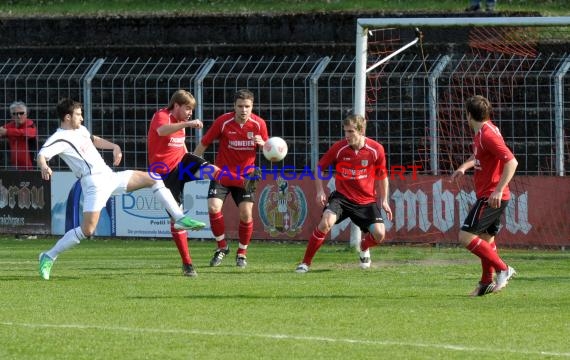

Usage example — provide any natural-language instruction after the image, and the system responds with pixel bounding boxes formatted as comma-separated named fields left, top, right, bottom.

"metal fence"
left=1, top=54, right=569, bottom=175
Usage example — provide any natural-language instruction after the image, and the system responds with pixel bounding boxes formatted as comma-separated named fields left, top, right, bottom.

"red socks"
left=170, top=222, right=191, bottom=264
left=302, top=228, right=327, bottom=265
left=360, top=233, right=379, bottom=252
left=237, top=220, right=254, bottom=257
left=209, top=211, right=227, bottom=249
left=480, top=241, right=497, bottom=284
left=467, top=237, right=507, bottom=274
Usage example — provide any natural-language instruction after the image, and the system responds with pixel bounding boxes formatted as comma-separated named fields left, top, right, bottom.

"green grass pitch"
left=0, top=237, right=569, bottom=359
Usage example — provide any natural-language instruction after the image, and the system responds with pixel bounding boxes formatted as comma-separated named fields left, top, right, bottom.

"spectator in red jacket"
left=1, top=101, right=38, bottom=170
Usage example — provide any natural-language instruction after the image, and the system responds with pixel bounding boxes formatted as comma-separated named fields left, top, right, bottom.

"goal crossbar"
left=354, top=16, right=570, bottom=115
left=357, top=16, right=570, bottom=28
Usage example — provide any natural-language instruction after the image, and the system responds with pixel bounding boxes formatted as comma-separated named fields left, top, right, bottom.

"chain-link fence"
left=1, top=54, right=569, bottom=175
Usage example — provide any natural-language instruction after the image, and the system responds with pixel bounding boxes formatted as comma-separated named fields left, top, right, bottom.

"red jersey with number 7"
left=200, top=112, right=268, bottom=176
left=473, top=121, right=515, bottom=200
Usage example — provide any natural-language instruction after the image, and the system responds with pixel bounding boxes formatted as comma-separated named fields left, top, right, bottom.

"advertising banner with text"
left=0, top=170, right=51, bottom=234
left=248, top=175, right=570, bottom=247
left=47, top=172, right=569, bottom=247
left=50, top=172, right=213, bottom=238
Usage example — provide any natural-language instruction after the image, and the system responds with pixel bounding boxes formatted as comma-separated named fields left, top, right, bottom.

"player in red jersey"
left=194, top=89, right=268, bottom=268
left=295, top=114, right=393, bottom=273
left=450, top=95, right=518, bottom=296
left=148, top=90, right=252, bottom=277
left=0, top=101, right=38, bottom=169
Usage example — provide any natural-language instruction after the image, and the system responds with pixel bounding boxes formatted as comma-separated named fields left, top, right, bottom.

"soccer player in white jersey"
left=37, top=98, right=205, bottom=280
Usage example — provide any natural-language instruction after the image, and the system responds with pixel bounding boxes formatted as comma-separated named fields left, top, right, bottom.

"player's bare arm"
left=313, top=171, right=327, bottom=206
left=193, top=142, right=207, bottom=157
left=156, top=120, right=203, bottom=136
left=450, top=155, right=476, bottom=182
left=488, top=157, right=518, bottom=208
left=92, top=135, right=122, bottom=166
left=37, top=154, right=52, bottom=180
left=377, top=177, right=393, bottom=221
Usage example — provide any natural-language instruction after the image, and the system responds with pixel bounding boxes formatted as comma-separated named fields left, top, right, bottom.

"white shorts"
left=80, top=170, right=133, bottom=212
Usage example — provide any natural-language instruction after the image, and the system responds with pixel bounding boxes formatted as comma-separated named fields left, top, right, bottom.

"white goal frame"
left=355, top=16, right=570, bottom=116
left=351, top=16, right=570, bottom=247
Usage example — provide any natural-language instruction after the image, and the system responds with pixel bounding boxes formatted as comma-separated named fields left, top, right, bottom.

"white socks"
left=152, top=180, right=184, bottom=220
left=46, top=226, right=85, bottom=259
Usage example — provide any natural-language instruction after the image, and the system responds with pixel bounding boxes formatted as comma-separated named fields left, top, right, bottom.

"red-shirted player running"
left=450, top=95, right=518, bottom=296
left=295, top=114, right=393, bottom=273
left=148, top=90, right=254, bottom=277
left=194, top=89, right=268, bottom=268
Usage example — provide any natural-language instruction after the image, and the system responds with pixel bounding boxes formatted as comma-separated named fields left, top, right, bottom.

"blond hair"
left=343, top=114, right=367, bottom=133
left=168, top=90, right=196, bottom=110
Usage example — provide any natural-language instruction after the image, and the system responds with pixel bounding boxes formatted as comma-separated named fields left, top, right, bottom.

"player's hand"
left=381, top=200, right=393, bottom=221
left=449, top=169, right=464, bottom=183
left=253, top=135, right=265, bottom=146
left=40, top=166, right=52, bottom=180
left=488, top=191, right=502, bottom=208
left=187, top=119, right=203, bottom=129
left=112, top=146, right=123, bottom=166
left=316, top=190, right=327, bottom=207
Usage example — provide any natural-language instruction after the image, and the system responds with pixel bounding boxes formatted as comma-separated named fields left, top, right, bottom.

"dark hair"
left=56, top=98, right=82, bottom=122
left=465, top=95, right=492, bottom=122
left=234, top=89, right=254, bottom=103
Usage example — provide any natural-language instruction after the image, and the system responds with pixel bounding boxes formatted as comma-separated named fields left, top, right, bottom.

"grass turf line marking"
left=1, top=321, right=569, bottom=357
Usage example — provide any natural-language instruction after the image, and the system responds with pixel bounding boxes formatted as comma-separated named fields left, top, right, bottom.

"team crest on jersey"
left=258, top=176, right=307, bottom=237
left=247, top=131, right=254, bottom=139
left=361, top=160, right=368, bottom=167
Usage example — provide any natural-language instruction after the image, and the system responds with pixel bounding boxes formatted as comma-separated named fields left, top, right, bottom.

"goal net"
left=353, top=17, right=570, bottom=247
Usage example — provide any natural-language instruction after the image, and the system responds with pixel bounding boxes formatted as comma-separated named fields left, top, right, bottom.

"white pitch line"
left=1, top=321, right=569, bottom=358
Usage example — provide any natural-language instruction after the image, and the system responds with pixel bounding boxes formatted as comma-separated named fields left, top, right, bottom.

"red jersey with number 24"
left=473, top=121, right=515, bottom=200
left=200, top=112, right=268, bottom=176
left=318, top=137, right=386, bottom=204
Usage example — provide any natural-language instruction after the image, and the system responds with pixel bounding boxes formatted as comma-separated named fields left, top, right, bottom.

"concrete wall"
left=0, top=11, right=539, bottom=58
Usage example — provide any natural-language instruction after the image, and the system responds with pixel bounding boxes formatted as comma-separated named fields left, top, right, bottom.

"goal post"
left=351, top=16, right=570, bottom=247
left=355, top=16, right=570, bottom=116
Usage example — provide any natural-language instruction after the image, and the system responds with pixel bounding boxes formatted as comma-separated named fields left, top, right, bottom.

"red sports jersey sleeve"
left=473, top=121, right=515, bottom=200
left=201, top=112, right=268, bottom=176
left=318, top=138, right=386, bottom=204
left=147, top=108, right=187, bottom=174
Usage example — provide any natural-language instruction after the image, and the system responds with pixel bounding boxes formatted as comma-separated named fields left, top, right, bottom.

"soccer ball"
left=263, top=136, right=288, bottom=162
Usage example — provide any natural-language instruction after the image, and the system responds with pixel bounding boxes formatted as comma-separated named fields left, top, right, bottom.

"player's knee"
left=373, top=232, right=385, bottom=243
left=458, top=230, right=474, bottom=246
left=369, top=224, right=386, bottom=243
left=239, top=214, right=253, bottom=223
left=208, top=205, right=221, bottom=213
left=317, top=222, right=332, bottom=234
left=80, top=227, right=95, bottom=238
